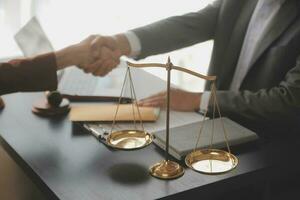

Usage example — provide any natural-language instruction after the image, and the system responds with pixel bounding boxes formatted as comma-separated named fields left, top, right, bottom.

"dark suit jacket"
left=132, top=0, right=300, bottom=135
left=0, top=53, right=57, bottom=95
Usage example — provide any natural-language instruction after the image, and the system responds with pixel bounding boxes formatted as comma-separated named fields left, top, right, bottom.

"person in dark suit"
left=0, top=35, right=120, bottom=108
left=88, top=0, right=300, bottom=136
left=84, top=1, right=300, bottom=199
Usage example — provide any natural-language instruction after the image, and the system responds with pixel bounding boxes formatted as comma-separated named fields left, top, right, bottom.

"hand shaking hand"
left=55, top=34, right=130, bottom=76
left=83, top=35, right=121, bottom=76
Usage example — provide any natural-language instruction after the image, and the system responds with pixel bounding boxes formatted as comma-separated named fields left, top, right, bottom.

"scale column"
left=149, top=57, right=185, bottom=180
left=165, top=57, right=171, bottom=161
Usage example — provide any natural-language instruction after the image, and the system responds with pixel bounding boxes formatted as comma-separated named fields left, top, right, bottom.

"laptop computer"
left=14, top=17, right=129, bottom=101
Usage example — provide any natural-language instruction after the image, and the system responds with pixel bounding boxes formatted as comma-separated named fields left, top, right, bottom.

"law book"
left=153, top=117, right=258, bottom=160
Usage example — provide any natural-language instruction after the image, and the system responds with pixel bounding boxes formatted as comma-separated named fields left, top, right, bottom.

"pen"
left=83, top=124, right=109, bottom=141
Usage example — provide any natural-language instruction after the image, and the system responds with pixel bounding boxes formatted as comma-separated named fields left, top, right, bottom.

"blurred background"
left=0, top=0, right=214, bottom=91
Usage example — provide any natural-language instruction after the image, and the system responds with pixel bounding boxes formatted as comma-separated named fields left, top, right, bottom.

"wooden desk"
left=0, top=70, right=298, bottom=200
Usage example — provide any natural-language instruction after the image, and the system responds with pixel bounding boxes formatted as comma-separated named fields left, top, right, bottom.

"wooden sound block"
left=34, top=98, right=70, bottom=111
left=32, top=97, right=70, bottom=117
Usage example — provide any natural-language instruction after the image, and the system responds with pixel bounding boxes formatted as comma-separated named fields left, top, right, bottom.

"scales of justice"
left=105, top=57, right=238, bottom=179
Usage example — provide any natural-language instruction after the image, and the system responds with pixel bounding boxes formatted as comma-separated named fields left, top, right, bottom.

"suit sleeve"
left=0, top=53, right=58, bottom=95
left=131, top=0, right=222, bottom=59
left=210, top=56, right=300, bottom=130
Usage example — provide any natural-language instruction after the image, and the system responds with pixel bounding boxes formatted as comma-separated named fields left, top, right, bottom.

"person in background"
left=81, top=1, right=300, bottom=199
left=86, top=0, right=300, bottom=137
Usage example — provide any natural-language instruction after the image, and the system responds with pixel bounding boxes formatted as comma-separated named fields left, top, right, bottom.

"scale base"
left=149, top=160, right=184, bottom=179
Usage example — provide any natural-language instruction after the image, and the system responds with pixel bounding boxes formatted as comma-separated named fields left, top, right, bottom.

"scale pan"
left=185, top=149, right=238, bottom=174
left=106, top=130, right=153, bottom=150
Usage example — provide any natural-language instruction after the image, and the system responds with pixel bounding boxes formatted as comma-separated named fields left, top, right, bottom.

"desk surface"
left=0, top=69, right=297, bottom=200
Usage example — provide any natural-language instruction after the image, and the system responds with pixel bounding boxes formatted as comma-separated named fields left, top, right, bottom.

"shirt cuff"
left=199, top=91, right=211, bottom=113
left=124, top=31, right=142, bottom=58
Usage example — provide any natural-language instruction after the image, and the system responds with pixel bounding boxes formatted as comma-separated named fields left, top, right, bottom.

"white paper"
left=86, top=109, right=205, bottom=135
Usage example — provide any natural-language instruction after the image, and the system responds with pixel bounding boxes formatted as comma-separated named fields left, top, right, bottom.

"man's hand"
left=138, top=88, right=202, bottom=112
left=85, top=34, right=131, bottom=76
left=54, top=35, right=123, bottom=76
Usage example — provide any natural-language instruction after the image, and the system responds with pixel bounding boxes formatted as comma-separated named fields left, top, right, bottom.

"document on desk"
left=103, top=110, right=203, bottom=133
left=84, top=110, right=206, bottom=140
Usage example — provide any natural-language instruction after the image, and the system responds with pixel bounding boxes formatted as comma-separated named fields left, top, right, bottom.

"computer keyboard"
left=58, top=67, right=98, bottom=95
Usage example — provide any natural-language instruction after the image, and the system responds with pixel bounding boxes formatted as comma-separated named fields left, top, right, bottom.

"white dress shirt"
left=124, top=0, right=286, bottom=112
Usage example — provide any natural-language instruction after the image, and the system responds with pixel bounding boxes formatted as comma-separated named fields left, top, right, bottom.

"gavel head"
left=46, top=91, right=63, bottom=107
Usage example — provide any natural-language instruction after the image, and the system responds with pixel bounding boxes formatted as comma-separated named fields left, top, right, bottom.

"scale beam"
left=127, top=61, right=216, bottom=81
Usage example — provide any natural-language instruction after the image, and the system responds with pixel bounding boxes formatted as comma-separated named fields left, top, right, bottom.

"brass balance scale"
left=105, top=57, right=238, bottom=179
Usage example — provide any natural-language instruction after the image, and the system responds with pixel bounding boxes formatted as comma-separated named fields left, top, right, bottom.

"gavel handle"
left=61, top=94, right=132, bottom=104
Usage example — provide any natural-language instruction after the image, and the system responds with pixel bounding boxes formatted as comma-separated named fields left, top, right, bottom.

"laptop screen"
left=14, top=17, right=54, bottom=57
left=14, top=17, right=64, bottom=81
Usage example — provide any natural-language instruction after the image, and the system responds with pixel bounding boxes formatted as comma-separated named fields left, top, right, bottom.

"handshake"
left=55, top=34, right=131, bottom=76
